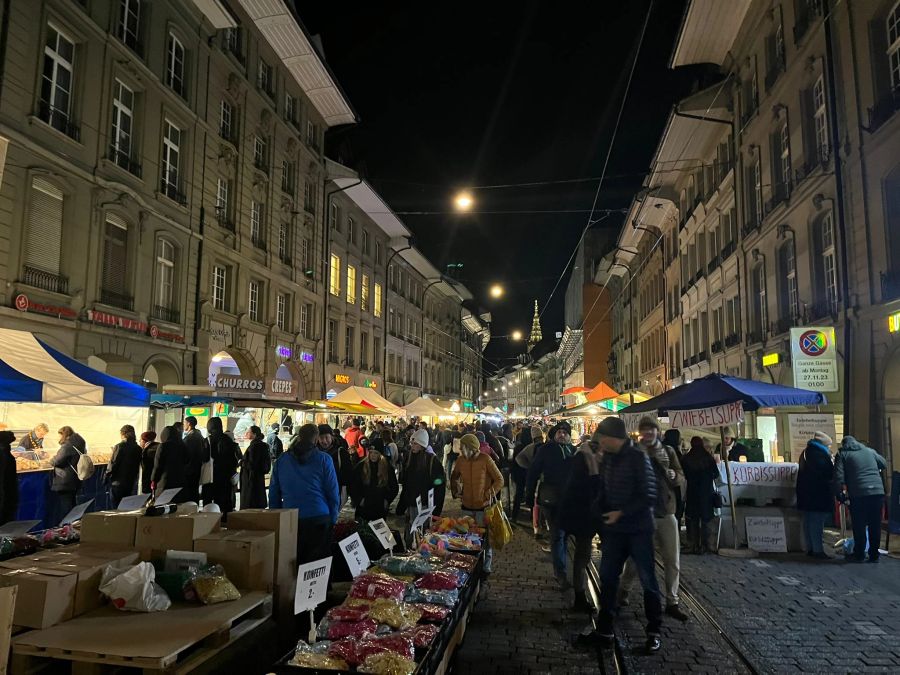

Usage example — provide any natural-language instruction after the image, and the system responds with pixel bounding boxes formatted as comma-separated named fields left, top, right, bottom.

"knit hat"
left=317, top=424, right=334, bottom=436
left=412, top=428, right=430, bottom=448
left=638, top=416, right=660, bottom=431
left=460, top=433, right=480, bottom=455
left=813, top=431, right=833, bottom=446
left=722, top=427, right=735, bottom=438
left=597, top=417, right=627, bottom=439
left=140, top=431, right=157, bottom=443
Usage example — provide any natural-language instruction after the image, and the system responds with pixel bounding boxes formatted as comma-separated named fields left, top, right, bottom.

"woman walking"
left=680, top=436, right=719, bottom=554
left=240, top=426, right=271, bottom=509
left=350, top=439, right=399, bottom=520
left=107, top=425, right=141, bottom=507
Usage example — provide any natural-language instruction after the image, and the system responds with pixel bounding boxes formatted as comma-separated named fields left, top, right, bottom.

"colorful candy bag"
left=350, top=573, right=407, bottom=601
left=404, top=587, right=459, bottom=607
left=414, top=570, right=460, bottom=591
left=411, top=602, right=451, bottom=622
left=400, top=623, right=441, bottom=648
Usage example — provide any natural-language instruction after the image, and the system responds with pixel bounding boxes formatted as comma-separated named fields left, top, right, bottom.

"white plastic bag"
left=99, top=562, right=172, bottom=612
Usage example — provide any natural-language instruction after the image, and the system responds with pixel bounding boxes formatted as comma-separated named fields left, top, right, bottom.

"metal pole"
left=720, top=425, right=740, bottom=548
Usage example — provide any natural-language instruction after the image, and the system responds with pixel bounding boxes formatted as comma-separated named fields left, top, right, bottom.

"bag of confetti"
left=377, top=554, right=437, bottom=576
left=350, top=573, right=407, bottom=602
left=317, top=617, right=378, bottom=640
left=366, top=598, right=422, bottom=629
left=414, top=570, right=460, bottom=591
left=404, top=587, right=459, bottom=607
left=189, top=565, right=241, bottom=605
left=411, top=602, right=451, bottom=622
left=358, top=650, right=417, bottom=675
left=290, top=640, right=349, bottom=670
left=355, top=633, right=416, bottom=662
left=325, top=604, right=370, bottom=622
left=399, top=623, right=441, bottom=648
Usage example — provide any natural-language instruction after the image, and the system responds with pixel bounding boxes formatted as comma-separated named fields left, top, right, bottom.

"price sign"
left=117, top=494, right=150, bottom=511
left=368, top=519, right=397, bottom=550
left=410, top=506, right=434, bottom=534
left=338, top=533, right=370, bottom=578
left=294, top=557, right=332, bottom=614
left=61, top=499, right=93, bottom=525
left=155, top=488, right=182, bottom=505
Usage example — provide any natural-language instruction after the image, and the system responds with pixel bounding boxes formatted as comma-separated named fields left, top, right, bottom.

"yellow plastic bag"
left=485, top=500, right=512, bottom=550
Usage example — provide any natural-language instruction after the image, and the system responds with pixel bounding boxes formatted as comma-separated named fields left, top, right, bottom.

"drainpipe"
left=192, top=32, right=213, bottom=387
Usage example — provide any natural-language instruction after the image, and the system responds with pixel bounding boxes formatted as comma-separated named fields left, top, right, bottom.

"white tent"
left=329, top=386, right=404, bottom=416
left=478, top=405, right=505, bottom=416
left=403, top=397, right=448, bottom=417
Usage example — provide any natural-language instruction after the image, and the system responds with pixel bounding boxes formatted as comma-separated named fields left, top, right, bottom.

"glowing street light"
left=489, top=284, right=504, bottom=299
left=454, top=192, right=474, bottom=211
left=511, top=330, right=523, bottom=341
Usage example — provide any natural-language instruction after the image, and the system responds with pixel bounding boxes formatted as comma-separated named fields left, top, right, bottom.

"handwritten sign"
left=721, top=462, right=799, bottom=487
left=787, top=413, right=836, bottom=458
left=61, top=499, right=93, bottom=525
left=745, top=516, right=787, bottom=553
left=155, top=488, right=182, bottom=505
left=294, top=557, right=332, bottom=614
left=368, top=519, right=396, bottom=550
left=339, top=533, right=370, bottom=578
left=669, top=401, right=744, bottom=429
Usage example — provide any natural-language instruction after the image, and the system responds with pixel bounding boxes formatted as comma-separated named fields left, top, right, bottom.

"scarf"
left=577, top=447, right=601, bottom=475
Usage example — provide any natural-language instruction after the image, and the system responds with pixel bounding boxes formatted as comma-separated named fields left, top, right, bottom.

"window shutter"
left=26, top=177, right=63, bottom=274
left=102, top=215, right=129, bottom=291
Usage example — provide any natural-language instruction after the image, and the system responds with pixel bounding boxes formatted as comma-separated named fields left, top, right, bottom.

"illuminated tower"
left=528, top=300, right=543, bottom=345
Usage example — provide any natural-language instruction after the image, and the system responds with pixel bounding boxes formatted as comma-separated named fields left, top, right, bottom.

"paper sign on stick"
left=61, top=499, right=93, bottom=525
left=368, top=519, right=397, bottom=549
left=339, top=533, right=370, bottom=578
left=294, top=557, right=332, bottom=614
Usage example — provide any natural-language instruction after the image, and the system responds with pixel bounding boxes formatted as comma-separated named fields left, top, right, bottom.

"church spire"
left=528, top=300, right=543, bottom=345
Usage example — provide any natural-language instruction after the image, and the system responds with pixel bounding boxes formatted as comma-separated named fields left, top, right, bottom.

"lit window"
left=361, top=274, right=370, bottom=311
left=347, top=265, right=357, bottom=304
left=248, top=280, right=260, bottom=322
left=329, top=254, right=341, bottom=296
left=374, top=283, right=383, bottom=317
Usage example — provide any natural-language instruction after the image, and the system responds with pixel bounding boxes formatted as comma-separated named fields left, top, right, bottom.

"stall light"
left=890, top=312, right=900, bottom=333
left=762, top=352, right=780, bottom=367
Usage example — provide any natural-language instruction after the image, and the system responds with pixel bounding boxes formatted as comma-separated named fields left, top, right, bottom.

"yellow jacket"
left=451, top=453, right=503, bottom=510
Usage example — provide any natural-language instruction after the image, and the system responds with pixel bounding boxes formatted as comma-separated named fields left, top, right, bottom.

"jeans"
left=572, top=533, right=594, bottom=599
left=620, top=514, right=680, bottom=605
left=598, top=529, right=663, bottom=637
left=802, top=511, right=829, bottom=555
left=849, top=494, right=884, bottom=561
left=543, top=505, right=567, bottom=577
left=510, top=465, right=526, bottom=520
left=462, top=509, right=492, bottom=573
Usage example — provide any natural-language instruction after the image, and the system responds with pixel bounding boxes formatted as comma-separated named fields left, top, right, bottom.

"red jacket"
left=345, top=426, right=364, bottom=457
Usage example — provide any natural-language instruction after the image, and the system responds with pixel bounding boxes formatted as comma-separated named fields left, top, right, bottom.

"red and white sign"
left=13, top=293, right=77, bottom=320
left=87, top=309, right=148, bottom=334
left=149, top=324, right=184, bottom=343
left=668, top=401, right=744, bottom=429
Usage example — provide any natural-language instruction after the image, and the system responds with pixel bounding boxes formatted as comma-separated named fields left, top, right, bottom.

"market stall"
left=403, top=398, right=452, bottom=422
left=329, top=386, right=405, bottom=417
left=0, top=328, right=149, bottom=526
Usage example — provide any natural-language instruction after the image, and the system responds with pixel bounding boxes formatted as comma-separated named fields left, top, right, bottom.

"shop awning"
left=150, top=394, right=231, bottom=409
left=301, top=400, right=382, bottom=415
left=0, top=328, right=149, bottom=407
left=561, top=386, right=590, bottom=397
left=328, top=386, right=404, bottom=416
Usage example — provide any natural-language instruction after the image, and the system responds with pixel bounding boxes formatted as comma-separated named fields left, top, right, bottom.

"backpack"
left=75, top=450, right=95, bottom=481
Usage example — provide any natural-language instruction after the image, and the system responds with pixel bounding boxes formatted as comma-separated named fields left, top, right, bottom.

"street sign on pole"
left=790, top=326, right=838, bottom=392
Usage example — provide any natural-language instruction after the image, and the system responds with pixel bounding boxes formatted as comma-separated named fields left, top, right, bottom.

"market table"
left=10, top=591, right=271, bottom=674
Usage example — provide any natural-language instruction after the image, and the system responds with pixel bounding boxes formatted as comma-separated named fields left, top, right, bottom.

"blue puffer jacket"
left=593, top=440, right=657, bottom=534
left=269, top=445, right=340, bottom=523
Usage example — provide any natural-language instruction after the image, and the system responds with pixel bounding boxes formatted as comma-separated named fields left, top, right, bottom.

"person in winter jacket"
left=525, top=421, right=576, bottom=590
left=510, top=427, right=534, bottom=522
left=350, top=440, right=398, bottom=521
left=380, top=429, right=399, bottom=469
left=0, top=431, right=19, bottom=526
left=240, top=426, right=271, bottom=509
left=717, top=427, right=752, bottom=462
left=516, top=425, right=545, bottom=536
left=182, top=416, right=208, bottom=503
left=680, top=436, right=719, bottom=554
left=152, top=426, right=188, bottom=502
left=17, top=423, right=48, bottom=451
left=834, top=436, right=887, bottom=563
left=397, top=428, right=446, bottom=517
left=269, top=424, right=340, bottom=563
left=475, top=431, right=500, bottom=464
left=266, top=423, right=284, bottom=460
left=49, top=426, right=87, bottom=526
left=107, top=425, right=141, bottom=507
left=451, top=433, right=504, bottom=574
left=318, top=424, right=354, bottom=499
left=592, top=416, right=662, bottom=653
left=662, top=428, right=685, bottom=523
left=796, top=431, right=835, bottom=558
left=345, top=418, right=365, bottom=459
left=559, top=429, right=602, bottom=612
left=139, top=431, right=159, bottom=495
left=206, top=417, right=241, bottom=517
left=619, top=417, right=688, bottom=622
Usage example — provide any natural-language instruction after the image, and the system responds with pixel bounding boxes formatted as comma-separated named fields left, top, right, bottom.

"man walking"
left=593, top=417, right=663, bottom=653
left=182, top=416, right=208, bottom=503
left=834, top=436, right=886, bottom=563
left=618, top=417, right=687, bottom=622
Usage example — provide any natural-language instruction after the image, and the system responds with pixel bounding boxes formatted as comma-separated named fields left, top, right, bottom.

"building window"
left=224, top=26, right=242, bottom=62
left=248, top=280, right=261, bottom=322
left=304, top=180, right=316, bottom=213
left=890, top=2, right=900, bottom=90
left=778, top=240, right=799, bottom=321
left=300, top=303, right=311, bottom=338
left=301, top=237, right=311, bottom=272
left=779, top=121, right=791, bottom=189
left=348, top=217, right=356, bottom=244
left=109, top=79, right=135, bottom=173
left=373, top=336, right=382, bottom=371
left=40, top=24, right=77, bottom=138
left=306, top=120, right=319, bottom=150
left=101, top=216, right=130, bottom=309
left=328, top=320, right=338, bottom=362
left=254, top=136, right=267, bottom=172
left=360, top=331, right=369, bottom=369
left=257, top=59, right=273, bottom=97
left=278, top=222, right=290, bottom=263
left=165, top=33, right=185, bottom=97
left=276, top=294, right=287, bottom=331
left=329, top=202, right=340, bottom=231
left=345, top=326, right=355, bottom=366
left=361, top=274, right=370, bottom=311
left=161, top=120, right=183, bottom=203
left=117, top=0, right=142, bottom=54
left=285, top=93, right=297, bottom=125
left=215, top=178, right=231, bottom=227
left=375, top=241, right=383, bottom=265
left=281, top=160, right=295, bottom=195
left=329, top=254, right=341, bottom=296
left=751, top=264, right=767, bottom=337
left=219, top=100, right=234, bottom=141
left=374, top=283, right=383, bottom=317
left=24, top=178, right=65, bottom=290
left=346, top=265, right=357, bottom=304
left=250, top=201, right=263, bottom=247
left=822, top=212, right=838, bottom=313
left=813, top=75, right=828, bottom=162
left=155, top=238, right=176, bottom=318
left=362, top=229, right=370, bottom=256
left=212, top=265, right=227, bottom=311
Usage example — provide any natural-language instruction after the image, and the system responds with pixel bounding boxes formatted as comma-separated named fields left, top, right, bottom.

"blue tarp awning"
left=0, top=328, right=148, bottom=407
left=150, top=394, right=231, bottom=409
left=619, top=373, right=826, bottom=416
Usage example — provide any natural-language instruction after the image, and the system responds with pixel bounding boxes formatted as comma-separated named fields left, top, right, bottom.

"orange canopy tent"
left=585, top=381, right=619, bottom=403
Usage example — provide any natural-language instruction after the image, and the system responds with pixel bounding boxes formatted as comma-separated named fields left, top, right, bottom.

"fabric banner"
left=668, top=401, right=744, bottom=429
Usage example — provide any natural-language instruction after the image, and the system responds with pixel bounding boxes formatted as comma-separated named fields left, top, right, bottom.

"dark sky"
left=299, top=2, right=699, bottom=371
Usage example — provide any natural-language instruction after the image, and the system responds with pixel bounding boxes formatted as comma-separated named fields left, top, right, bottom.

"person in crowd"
left=266, top=423, right=284, bottom=461
left=152, top=426, right=188, bottom=502
left=139, top=431, right=159, bottom=495
left=796, top=431, right=835, bottom=559
left=476, top=431, right=500, bottom=464
left=397, top=428, right=446, bottom=517
left=350, top=437, right=399, bottom=521
left=619, top=418, right=688, bottom=622
left=240, top=426, right=271, bottom=509
left=510, top=426, right=534, bottom=521
left=592, top=416, right=662, bottom=653
left=49, top=426, right=87, bottom=526
left=269, top=424, right=340, bottom=563
left=444, top=423, right=464, bottom=478
left=559, top=428, right=603, bottom=612
left=717, top=427, right=751, bottom=462
left=318, top=424, right=354, bottom=496
left=182, top=416, right=207, bottom=503
left=663, top=429, right=684, bottom=524
left=17, top=423, right=49, bottom=451
left=173, top=421, right=184, bottom=438
left=345, top=418, right=364, bottom=459
left=451, top=433, right=504, bottom=576
left=517, top=425, right=545, bottom=535
left=381, top=429, right=398, bottom=469
left=0, top=430, right=19, bottom=526
left=282, top=413, right=293, bottom=435
left=680, top=436, right=720, bottom=554
left=834, top=436, right=887, bottom=563
left=207, top=417, right=241, bottom=517
left=107, top=425, right=141, bottom=507
left=525, top=421, right=576, bottom=590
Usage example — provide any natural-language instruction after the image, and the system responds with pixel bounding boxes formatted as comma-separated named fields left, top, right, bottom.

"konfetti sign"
left=790, top=326, right=838, bottom=392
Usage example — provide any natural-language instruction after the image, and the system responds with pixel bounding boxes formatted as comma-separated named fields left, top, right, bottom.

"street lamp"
left=511, top=330, right=523, bottom=341
left=454, top=192, right=474, bottom=211
left=489, top=284, right=504, bottom=299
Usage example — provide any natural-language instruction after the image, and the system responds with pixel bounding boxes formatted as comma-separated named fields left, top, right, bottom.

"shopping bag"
left=99, top=562, right=172, bottom=612
left=485, top=499, right=512, bottom=551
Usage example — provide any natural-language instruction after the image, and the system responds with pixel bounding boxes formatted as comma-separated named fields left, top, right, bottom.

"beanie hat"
left=638, top=416, right=660, bottom=431
left=412, top=428, right=430, bottom=448
left=317, top=424, right=334, bottom=436
left=460, top=433, right=480, bottom=455
left=722, top=426, right=735, bottom=438
left=597, top=417, right=627, bottom=440
left=813, top=431, right=833, bottom=446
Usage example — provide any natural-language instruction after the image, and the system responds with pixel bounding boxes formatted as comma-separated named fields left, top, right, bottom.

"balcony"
left=793, top=0, right=822, bottom=45
left=37, top=101, right=80, bottom=141
left=795, top=146, right=831, bottom=185
left=724, top=333, right=742, bottom=348
left=279, top=253, right=292, bottom=266
left=151, top=305, right=180, bottom=324
left=22, top=266, right=68, bottom=294
left=711, top=339, right=724, bottom=354
left=721, top=241, right=737, bottom=260
left=767, top=180, right=792, bottom=211
left=108, top=147, right=142, bottom=178
left=253, top=158, right=268, bottom=175
left=707, top=253, right=722, bottom=274
left=683, top=358, right=690, bottom=369
left=698, top=350, right=708, bottom=362
left=772, top=315, right=797, bottom=335
left=100, top=288, right=134, bottom=311
left=118, top=30, right=143, bottom=57
left=219, top=125, right=236, bottom=145
left=160, top=179, right=187, bottom=206
left=867, top=88, right=900, bottom=133
left=807, top=300, right=837, bottom=321
left=216, top=211, right=235, bottom=232
left=746, top=329, right=765, bottom=345
left=304, top=200, right=316, bottom=215
left=693, top=269, right=704, bottom=284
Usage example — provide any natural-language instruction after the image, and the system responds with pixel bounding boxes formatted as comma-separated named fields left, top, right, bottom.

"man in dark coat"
left=206, top=417, right=240, bottom=516
left=0, top=431, right=19, bottom=525
left=107, top=425, right=141, bottom=507
left=182, top=416, right=208, bottom=503
left=240, top=426, right=271, bottom=509
left=152, top=426, right=188, bottom=502
left=318, top=425, right=354, bottom=492
left=592, top=416, right=662, bottom=654
left=796, top=431, right=834, bottom=559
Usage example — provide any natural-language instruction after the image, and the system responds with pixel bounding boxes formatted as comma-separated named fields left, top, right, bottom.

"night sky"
left=299, top=1, right=700, bottom=371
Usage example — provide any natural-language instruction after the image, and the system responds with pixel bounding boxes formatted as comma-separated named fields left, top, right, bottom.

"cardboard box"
left=193, top=530, right=275, bottom=591
left=226, top=509, right=298, bottom=615
left=0, top=567, right=76, bottom=628
left=134, top=512, right=221, bottom=553
left=80, top=511, right=141, bottom=547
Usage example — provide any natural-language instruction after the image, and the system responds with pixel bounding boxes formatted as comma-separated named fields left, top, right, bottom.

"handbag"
left=485, top=497, right=512, bottom=550
left=712, top=489, right=724, bottom=508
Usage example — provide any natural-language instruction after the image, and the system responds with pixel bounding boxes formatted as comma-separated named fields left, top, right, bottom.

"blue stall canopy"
left=0, top=328, right=148, bottom=407
left=150, top=394, right=231, bottom=409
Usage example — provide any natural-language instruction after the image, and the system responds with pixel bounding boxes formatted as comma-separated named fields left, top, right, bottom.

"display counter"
left=15, top=462, right=111, bottom=528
